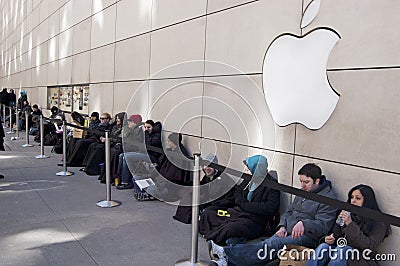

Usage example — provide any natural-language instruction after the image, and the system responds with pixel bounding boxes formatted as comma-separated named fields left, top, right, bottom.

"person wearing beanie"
left=49, top=106, right=65, bottom=121
left=201, top=154, right=281, bottom=265
left=99, top=113, right=144, bottom=185
left=116, top=119, right=161, bottom=191
left=90, top=111, right=99, bottom=119
left=128, top=114, right=142, bottom=125
left=173, top=153, right=237, bottom=224
left=167, top=132, right=182, bottom=147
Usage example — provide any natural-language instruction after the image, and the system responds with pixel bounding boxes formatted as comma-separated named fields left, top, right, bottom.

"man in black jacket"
left=0, top=88, right=10, bottom=120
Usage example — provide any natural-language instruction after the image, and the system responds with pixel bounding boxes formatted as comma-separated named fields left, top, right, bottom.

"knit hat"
left=50, top=106, right=59, bottom=114
left=244, top=155, right=268, bottom=178
left=20, top=89, right=26, bottom=95
left=168, top=132, right=182, bottom=146
left=203, top=153, right=218, bottom=166
left=128, top=114, right=142, bottom=124
left=90, top=112, right=99, bottom=119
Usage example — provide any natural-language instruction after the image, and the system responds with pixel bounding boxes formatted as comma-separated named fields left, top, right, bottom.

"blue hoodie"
left=244, top=155, right=269, bottom=201
left=245, top=155, right=268, bottom=179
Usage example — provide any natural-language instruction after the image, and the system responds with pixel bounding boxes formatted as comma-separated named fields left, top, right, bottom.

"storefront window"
left=47, top=85, right=89, bottom=114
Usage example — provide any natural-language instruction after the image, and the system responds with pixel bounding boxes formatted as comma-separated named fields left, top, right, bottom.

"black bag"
left=173, top=205, right=192, bottom=224
left=43, top=133, right=58, bottom=146
left=51, top=135, right=63, bottom=154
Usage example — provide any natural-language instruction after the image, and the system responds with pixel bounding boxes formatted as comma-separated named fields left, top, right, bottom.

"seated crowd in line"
left=206, top=163, right=391, bottom=266
left=7, top=105, right=391, bottom=266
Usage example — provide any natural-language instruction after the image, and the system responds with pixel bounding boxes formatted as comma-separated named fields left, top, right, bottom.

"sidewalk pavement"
left=0, top=131, right=209, bottom=266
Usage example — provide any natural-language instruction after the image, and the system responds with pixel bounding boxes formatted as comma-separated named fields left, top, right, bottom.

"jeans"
left=306, top=243, right=352, bottom=266
left=224, top=234, right=316, bottom=266
left=118, top=152, right=152, bottom=192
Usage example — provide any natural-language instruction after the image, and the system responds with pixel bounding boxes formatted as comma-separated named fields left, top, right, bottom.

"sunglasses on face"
left=100, top=117, right=107, bottom=120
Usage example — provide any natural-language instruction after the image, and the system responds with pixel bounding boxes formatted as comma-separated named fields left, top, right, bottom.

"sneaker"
left=207, top=240, right=226, bottom=261
left=116, top=183, right=134, bottom=190
left=136, top=192, right=155, bottom=201
left=208, top=258, right=227, bottom=266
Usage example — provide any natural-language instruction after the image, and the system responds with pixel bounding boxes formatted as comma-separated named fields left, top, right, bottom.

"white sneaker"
left=207, top=240, right=226, bottom=260
left=208, top=257, right=228, bottom=266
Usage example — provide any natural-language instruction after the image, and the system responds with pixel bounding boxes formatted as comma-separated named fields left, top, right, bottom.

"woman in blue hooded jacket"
left=199, top=155, right=280, bottom=246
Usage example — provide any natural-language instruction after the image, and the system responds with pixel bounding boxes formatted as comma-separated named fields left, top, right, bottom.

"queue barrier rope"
left=65, top=120, right=400, bottom=228
left=65, top=124, right=400, bottom=231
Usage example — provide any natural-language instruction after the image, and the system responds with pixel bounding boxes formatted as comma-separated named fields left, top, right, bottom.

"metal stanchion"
left=97, top=131, right=121, bottom=208
left=6, top=106, right=14, bottom=134
left=2, top=104, right=7, bottom=128
left=11, top=108, right=20, bottom=140
left=56, top=121, right=73, bottom=176
left=176, top=153, right=208, bottom=266
left=36, top=115, right=49, bottom=159
left=22, top=111, right=33, bottom=147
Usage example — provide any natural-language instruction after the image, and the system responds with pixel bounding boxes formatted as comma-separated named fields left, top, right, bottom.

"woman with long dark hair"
left=306, top=184, right=391, bottom=266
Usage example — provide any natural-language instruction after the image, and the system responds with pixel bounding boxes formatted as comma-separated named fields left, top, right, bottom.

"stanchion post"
left=96, top=131, right=121, bottom=208
left=22, top=111, right=33, bottom=147
left=176, top=153, right=208, bottom=266
left=36, top=115, right=49, bottom=159
left=7, top=106, right=14, bottom=134
left=2, top=104, right=7, bottom=128
left=11, top=108, right=21, bottom=140
left=56, top=120, right=73, bottom=176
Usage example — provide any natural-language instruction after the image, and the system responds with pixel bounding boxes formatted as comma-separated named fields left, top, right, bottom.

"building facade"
left=1, top=0, right=399, bottom=262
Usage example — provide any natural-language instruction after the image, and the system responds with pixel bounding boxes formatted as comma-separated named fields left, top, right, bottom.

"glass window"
left=47, top=85, right=89, bottom=114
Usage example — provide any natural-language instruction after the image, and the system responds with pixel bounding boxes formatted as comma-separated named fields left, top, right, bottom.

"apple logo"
left=262, top=0, right=340, bottom=130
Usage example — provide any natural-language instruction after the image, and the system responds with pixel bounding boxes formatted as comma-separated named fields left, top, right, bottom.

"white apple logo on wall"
left=262, top=0, right=340, bottom=130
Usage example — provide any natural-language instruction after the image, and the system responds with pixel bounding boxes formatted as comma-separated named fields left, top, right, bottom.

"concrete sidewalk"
left=0, top=131, right=209, bottom=266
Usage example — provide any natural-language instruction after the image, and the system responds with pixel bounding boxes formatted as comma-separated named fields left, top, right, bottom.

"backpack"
left=34, top=122, right=57, bottom=143
left=51, top=134, right=63, bottom=154
left=43, top=133, right=58, bottom=146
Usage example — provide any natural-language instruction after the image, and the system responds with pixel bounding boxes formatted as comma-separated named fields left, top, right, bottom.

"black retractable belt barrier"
left=61, top=110, right=90, bottom=117
left=86, top=127, right=400, bottom=228
left=205, top=161, right=400, bottom=228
